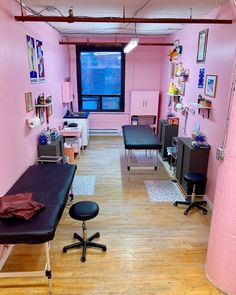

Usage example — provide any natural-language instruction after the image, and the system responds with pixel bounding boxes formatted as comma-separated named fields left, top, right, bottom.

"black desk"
left=37, top=135, right=64, bottom=157
left=176, top=137, right=210, bottom=195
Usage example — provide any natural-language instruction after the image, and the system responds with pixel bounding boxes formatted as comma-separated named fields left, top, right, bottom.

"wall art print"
left=204, top=75, right=218, bottom=98
left=25, top=92, right=33, bottom=112
left=196, top=29, right=209, bottom=63
left=198, top=68, right=205, bottom=88
left=36, top=39, right=45, bottom=82
left=26, top=35, right=38, bottom=83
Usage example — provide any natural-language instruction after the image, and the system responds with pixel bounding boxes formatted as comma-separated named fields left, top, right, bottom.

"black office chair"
left=63, top=201, right=107, bottom=262
left=174, top=172, right=208, bottom=215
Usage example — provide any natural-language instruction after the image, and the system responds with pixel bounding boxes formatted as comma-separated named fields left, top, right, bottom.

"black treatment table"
left=122, top=125, right=162, bottom=179
left=0, top=164, right=77, bottom=293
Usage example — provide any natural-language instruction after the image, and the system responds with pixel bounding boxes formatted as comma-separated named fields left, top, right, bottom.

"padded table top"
left=0, top=164, right=76, bottom=244
left=122, top=125, right=162, bottom=150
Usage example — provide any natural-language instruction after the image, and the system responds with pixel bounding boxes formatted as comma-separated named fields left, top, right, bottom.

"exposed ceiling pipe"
left=59, top=41, right=174, bottom=46
left=14, top=15, right=232, bottom=24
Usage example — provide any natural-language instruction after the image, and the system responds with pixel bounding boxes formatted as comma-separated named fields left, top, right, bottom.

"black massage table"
left=0, top=164, right=77, bottom=293
left=122, top=125, right=162, bottom=179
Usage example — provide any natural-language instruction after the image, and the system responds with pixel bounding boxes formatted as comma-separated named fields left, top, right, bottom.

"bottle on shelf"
left=168, top=82, right=175, bottom=95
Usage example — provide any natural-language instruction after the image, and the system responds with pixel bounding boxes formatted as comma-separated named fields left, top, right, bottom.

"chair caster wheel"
left=184, top=211, right=188, bottom=215
left=81, top=256, right=86, bottom=262
left=203, top=211, right=207, bottom=215
left=95, top=232, right=100, bottom=238
left=62, top=248, right=67, bottom=253
left=173, top=202, right=177, bottom=207
left=102, top=246, right=107, bottom=252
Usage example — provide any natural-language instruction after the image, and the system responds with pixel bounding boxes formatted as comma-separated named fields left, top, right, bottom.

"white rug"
left=145, top=180, right=185, bottom=202
left=72, top=176, right=96, bottom=196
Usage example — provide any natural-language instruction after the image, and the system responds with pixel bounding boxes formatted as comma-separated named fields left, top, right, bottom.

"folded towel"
left=0, top=193, right=45, bottom=220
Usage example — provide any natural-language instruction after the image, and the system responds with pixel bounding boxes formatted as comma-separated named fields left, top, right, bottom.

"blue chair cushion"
left=69, top=201, right=99, bottom=221
left=184, top=172, right=207, bottom=184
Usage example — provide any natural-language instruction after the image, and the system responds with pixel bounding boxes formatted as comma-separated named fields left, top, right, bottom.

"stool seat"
left=184, top=172, right=207, bottom=184
left=69, top=201, right=99, bottom=221
left=63, top=200, right=107, bottom=262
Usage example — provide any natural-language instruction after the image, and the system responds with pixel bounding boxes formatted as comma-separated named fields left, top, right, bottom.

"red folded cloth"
left=0, top=192, right=45, bottom=220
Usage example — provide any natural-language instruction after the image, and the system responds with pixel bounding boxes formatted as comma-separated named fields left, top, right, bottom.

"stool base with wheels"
left=63, top=201, right=107, bottom=262
left=174, top=172, right=208, bottom=215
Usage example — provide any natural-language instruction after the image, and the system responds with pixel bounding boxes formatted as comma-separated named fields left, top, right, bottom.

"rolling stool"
left=63, top=201, right=107, bottom=262
left=174, top=172, right=208, bottom=215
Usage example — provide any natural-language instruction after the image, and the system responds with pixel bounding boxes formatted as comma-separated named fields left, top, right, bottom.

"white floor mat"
left=145, top=180, right=185, bottom=202
left=72, top=176, right=96, bottom=196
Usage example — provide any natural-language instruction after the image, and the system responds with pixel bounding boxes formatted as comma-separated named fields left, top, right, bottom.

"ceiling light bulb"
left=124, top=38, right=139, bottom=54
left=46, top=6, right=56, bottom=12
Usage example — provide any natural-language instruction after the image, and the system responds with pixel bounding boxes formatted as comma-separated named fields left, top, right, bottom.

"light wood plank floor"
left=0, top=136, right=223, bottom=295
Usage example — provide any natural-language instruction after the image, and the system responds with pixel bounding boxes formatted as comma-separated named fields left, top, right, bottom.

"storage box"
left=168, top=117, right=179, bottom=125
left=64, top=136, right=81, bottom=157
left=64, top=147, right=75, bottom=164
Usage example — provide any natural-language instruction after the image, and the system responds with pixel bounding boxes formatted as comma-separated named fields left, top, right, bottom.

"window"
left=76, top=46, right=125, bottom=112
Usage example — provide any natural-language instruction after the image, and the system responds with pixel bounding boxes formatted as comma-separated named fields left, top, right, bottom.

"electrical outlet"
left=216, top=147, right=225, bottom=161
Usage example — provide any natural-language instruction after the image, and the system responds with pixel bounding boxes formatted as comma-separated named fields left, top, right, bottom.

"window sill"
left=89, top=112, right=129, bottom=115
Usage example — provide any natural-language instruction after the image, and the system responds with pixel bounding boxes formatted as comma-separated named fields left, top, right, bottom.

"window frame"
left=76, top=45, right=125, bottom=112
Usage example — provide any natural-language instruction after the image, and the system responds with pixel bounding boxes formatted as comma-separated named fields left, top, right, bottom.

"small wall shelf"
left=166, top=93, right=181, bottom=97
left=190, top=103, right=212, bottom=118
left=35, top=102, right=52, bottom=108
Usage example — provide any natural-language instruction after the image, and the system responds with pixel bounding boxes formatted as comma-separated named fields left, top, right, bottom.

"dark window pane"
left=82, top=96, right=100, bottom=111
left=102, top=97, right=120, bottom=111
left=77, top=46, right=125, bottom=112
left=81, top=52, right=121, bottom=95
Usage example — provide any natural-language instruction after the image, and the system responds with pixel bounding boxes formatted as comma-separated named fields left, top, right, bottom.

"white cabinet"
left=130, top=90, right=159, bottom=116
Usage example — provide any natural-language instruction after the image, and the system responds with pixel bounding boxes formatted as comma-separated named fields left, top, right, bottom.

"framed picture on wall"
left=196, top=29, right=209, bottom=63
left=198, top=68, right=205, bottom=88
left=204, top=75, right=218, bottom=97
left=26, top=35, right=38, bottom=83
left=25, top=92, right=33, bottom=112
left=36, top=39, right=45, bottom=82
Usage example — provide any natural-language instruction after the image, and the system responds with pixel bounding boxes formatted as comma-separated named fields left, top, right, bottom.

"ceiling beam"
left=59, top=41, right=174, bottom=46
left=14, top=15, right=232, bottom=25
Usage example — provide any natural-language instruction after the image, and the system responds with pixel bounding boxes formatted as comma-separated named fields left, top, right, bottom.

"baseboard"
left=204, top=194, right=213, bottom=210
left=89, top=129, right=122, bottom=136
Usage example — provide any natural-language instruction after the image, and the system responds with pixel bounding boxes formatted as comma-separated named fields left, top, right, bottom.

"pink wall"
left=205, top=82, right=236, bottom=294
left=69, top=36, right=164, bottom=129
left=0, top=0, right=69, bottom=196
left=159, top=0, right=236, bottom=204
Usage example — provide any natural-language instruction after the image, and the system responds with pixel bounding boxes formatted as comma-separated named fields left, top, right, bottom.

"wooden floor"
left=0, top=136, right=223, bottom=295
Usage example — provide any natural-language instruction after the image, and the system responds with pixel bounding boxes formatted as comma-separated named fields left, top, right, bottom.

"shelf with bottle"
left=175, top=64, right=189, bottom=81
left=166, top=93, right=181, bottom=97
left=167, top=82, right=181, bottom=98
left=35, top=93, right=52, bottom=108
left=190, top=95, right=212, bottom=118
left=35, top=102, right=52, bottom=108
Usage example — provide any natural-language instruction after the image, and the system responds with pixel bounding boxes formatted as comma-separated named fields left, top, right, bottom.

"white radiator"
left=89, top=129, right=122, bottom=136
